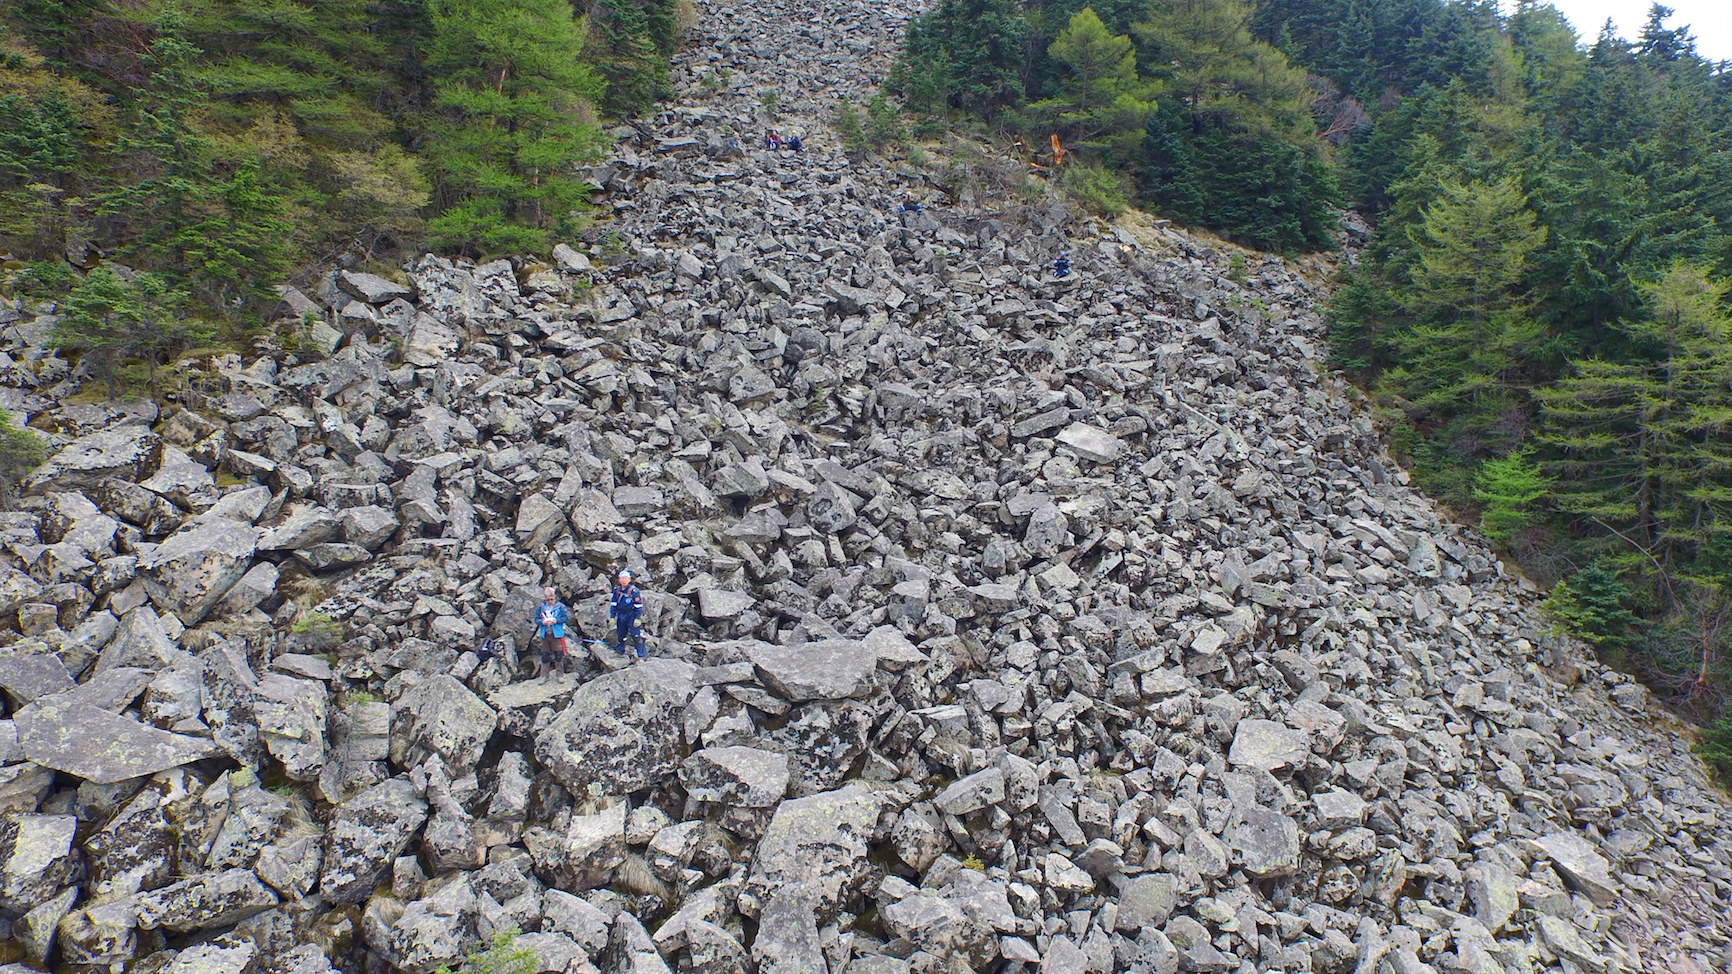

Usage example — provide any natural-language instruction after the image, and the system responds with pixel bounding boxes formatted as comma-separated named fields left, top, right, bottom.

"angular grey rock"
left=133, top=869, right=279, bottom=932
left=680, top=745, right=791, bottom=808
left=745, top=639, right=878, bottom=701
left=934, top=767, right=1005, bottom=816
left=697, top=588, right=753, bottom=620
left=28, top=425, right=158, bottom=492
left=342, top=505, right=401, bottom=550
left=320, top=777, right=429, bottom=904
left=1115, top=874, right=1178, bottom=931
left=535, top=659, right=697, bottom=795
left=1225, top=805, right=1301, bottom=878
left=742, top=786, right=883, bottom=920
left=137, top=516, right=263, bottom=624
left=1532, top=832, right=1621, bottom=907
left=805, top=481, right=858, bottom=534
left=1227, top=718, right=1310, bottom=771
left=338, top=270, right=412, bottom=303
left=254, top=673, right=327, bottom=781
left=1055, top=422, right=1126, bottom=463
left=16, top=697, right=222, bottom=783
left=0, top=813, right=78, bottom=913
left=391, top=674, right=497, bottom=775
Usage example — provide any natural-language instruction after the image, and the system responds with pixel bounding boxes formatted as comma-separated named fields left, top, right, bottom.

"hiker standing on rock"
left=610, top=570, right=648, bottom=659
left=533, top=586, right=570, bottom=679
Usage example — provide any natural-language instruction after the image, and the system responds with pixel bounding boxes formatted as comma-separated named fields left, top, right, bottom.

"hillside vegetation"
left=0, top=0, right=686, bottom=334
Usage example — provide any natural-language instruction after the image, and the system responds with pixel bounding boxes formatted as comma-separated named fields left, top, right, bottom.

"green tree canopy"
left=422, top=0, right=607, bottom=255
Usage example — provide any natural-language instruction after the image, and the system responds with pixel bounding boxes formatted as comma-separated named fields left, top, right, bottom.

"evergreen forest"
left=894, top=1, right=1732, bottom=742
left=0, top=0, right=686, bottom=335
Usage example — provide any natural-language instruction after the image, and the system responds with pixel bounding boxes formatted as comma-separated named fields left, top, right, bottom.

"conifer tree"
left=51, top=267, right=211, bottom=393
left=1030, top=8, right=1159, bottom=164
left=1380, top=176, right=1549, bottom=440
left=422, top=0, right=607, bottom=255
left=1539, top=266, right=1732, bottom=571
left=890, top=0, right=1028, bottom=114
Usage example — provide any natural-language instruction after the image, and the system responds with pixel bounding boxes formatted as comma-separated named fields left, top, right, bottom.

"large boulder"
left=137, top=516, right=263, bottom=624
left=16, top=697, right=222, bottom=784
left=28, top=425, right=157, bottom=493
left=740, top=785, right=885, bottom=920
left=390, top=674, right=497, bottom=775
left=0, top=813, right=78, bottom=913
left=534, top=659, right=697, bottom=796
left=254, top=673, right=327, bottom=781
left=320, top=777, right=428, bottom=904
left=132, top=869, right=279, bottom=932
left=745, top=639, right=880, bottom=701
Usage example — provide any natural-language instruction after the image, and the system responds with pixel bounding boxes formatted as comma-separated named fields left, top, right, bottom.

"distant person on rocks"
left=609, top=570, right=648, bottom=659
left=532, top=587, right=570, bottom=679
left=1054, top=250, right=1072, bottom=277
left=765, top=130, right=782, bottom=150
left=788, top=135, right=803, bottom=152
left=899, top=200, right=922, bottom=213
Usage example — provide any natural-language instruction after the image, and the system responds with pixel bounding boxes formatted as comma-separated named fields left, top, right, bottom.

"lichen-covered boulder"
left=319, top=777, right=428, bottom=904
left=534, top=659, right=697, bottom=795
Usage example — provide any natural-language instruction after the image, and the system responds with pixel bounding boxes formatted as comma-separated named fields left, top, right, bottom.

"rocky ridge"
left=0, top=0, right=1729, bottom=972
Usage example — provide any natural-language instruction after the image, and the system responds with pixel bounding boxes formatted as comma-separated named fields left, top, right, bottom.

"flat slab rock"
left=15, top=697, right=222, bottom=784
left=1532, top=832, right=1621, bottom=906
left=746, top=638, right=880, bottom=701
left=1227, top=719, right=1310, bottom=772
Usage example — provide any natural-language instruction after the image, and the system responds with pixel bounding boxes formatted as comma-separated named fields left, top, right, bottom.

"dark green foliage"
left=1308, top=2, right=1732, bottom=736
left=51, top=267, right=212, bottom=393
left=1698, top=711, right=1732, bottom=785
left=1139, top=124, right=1338, bottom=252
left=1325, top=267, right=1396, bottom=376
left=584, top=0, right=681, bottom=114
left=889, top=0, right=1028, bottom=114
left=1544, top=561, right=1637, bottom=650
left=1474, top=449, right=1551, bottom=542
left=0, top=411, right=45, bottom=499
left=892, top=0, right=1338, bottom=250
left=0, top=0, right=678, bottom=328
left=421, top=0, right=607, bottom=255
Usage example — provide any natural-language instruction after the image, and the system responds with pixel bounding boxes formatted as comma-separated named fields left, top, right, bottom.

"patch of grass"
left=960, top=853, right=985, bottom=872
left=289, top=611, right=335, bottom=635
left=1060, top=163, right=1129, bottom=218
left=434, top=926, right=537, bottom=974
left=339, top=689, right=380, bottom=707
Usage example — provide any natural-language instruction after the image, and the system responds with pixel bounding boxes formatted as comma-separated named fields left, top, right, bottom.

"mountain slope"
left=0, top=0, right=1728, bottom=972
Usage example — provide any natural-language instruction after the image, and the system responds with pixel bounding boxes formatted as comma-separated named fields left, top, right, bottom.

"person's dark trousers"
left=615, top=615, right=645, bottom=657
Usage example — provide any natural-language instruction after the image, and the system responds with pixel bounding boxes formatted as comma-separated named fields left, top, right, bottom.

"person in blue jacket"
left=532, top=586, right=570, bottom=679
left=609, top=570, right=647, bottom=659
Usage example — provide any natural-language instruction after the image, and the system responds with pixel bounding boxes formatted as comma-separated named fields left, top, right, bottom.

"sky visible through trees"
left=1534, top=0, right=1730, bottom=59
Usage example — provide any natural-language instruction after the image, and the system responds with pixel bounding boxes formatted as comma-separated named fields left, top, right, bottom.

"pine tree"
left=422, top=0, right=607, bottom=255
left=51, top=267, right=211, bottom=393
left=889, top=0, right=1028, bottom=114
left=1539, top=266, right=1732, bottom=572
left=1029, top=8, right=1159, bottom=164
left=1473, top=448, right=1551, bottom=542
left=1130, top=0, right=1337, bottom=250
left=1381, top=176, right=1549, bottom=441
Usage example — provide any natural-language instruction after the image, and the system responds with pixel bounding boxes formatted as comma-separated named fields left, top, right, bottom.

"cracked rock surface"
left=0, top=0, right=1728, bottom=971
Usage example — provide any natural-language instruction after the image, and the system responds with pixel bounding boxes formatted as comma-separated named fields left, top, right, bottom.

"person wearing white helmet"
left=608, top=569, right=647, bottom=658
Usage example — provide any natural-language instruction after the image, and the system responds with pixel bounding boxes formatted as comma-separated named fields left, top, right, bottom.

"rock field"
left=0, top=0, right=1729, bottom=972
